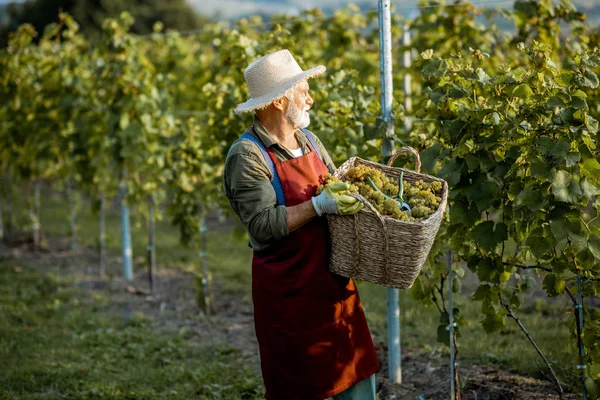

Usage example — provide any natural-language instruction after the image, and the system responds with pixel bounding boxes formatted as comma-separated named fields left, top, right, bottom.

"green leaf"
left=526, top=230, right=551, bottom=258
left=419, top=143, right=443, bottom=173
left=364, top=117, right=386, bottom=140
left=449, top=199, right=480, bottom=228
left=581, top=158, right=600, bottom=186
left=571, top=97, right=588, bottom=110
left=550, top=219, right=570, bottom=242
left=555, top=73, right=573, bottom=87
left=516, top=187, right=547, bottom=211
left=477, top=68, right=491, bottom=83
left=586, top=116, right=599, bottom=133
left=588, top=235, right=600, bottom=260
left=471, top=221, right=508, bottom=251
left=550, top=141, right=570, bottom=158
left=437, top=323, right=450, bottom=345
left=512, top=84, right=533, bottom=99
left=120, top=112, right=130, bottom=130
left=472, top=284, right=491, bottom=301
left=577, top=69, right=599, bottom=89
left=481, top=309, right=506, bottom=334
left=566, top=152, right=581, bottom=167
left=509, top=293, right=521, bottom=309
left=542, top=274, right=566, bottom=297
left=545, top=96, right=565, bottom=110
left=552, top=170, right=582, bottom=203
left=581, top=178, right=600, bottom=197
left=449, top=86, right=468, bottom=99
left=438, top=160, right=462, bottom=186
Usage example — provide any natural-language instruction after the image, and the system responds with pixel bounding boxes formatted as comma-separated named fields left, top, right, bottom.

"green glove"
left=312, top=182, right=364, bottom=216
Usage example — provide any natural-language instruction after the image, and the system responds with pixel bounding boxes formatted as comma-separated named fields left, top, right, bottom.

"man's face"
left=285, top=80, right=313, bottom=129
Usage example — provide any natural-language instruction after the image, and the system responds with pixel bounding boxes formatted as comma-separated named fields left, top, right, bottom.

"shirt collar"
left=253, top=115, right=307, bottom=149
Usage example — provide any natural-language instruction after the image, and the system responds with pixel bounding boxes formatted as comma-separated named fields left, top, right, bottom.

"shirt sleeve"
left=224, top=148, right=289, bottom=248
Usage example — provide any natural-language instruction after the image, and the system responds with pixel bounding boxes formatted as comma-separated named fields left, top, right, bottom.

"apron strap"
left=240, top=133, right=286, bottom=206
left=300, top=128, right=322, bottom=161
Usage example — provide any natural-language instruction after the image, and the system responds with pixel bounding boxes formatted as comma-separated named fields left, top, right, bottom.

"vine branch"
left=502, top=302, right=564, bottom=397
left=503, top=262, right=552, bottom=273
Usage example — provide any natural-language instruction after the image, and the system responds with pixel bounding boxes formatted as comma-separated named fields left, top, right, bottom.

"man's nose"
left=307, top=94, right=314, bottom=106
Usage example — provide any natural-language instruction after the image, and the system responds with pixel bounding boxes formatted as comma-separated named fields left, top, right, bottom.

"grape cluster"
left=317, top=165, right=443, bottom=222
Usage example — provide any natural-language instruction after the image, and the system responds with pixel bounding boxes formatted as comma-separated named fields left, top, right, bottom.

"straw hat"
left=235, top=49, right=326, bottom=114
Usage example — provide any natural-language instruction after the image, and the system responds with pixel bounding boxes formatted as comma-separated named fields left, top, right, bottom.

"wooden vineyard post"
left=379, top=0, right=401, bottom=384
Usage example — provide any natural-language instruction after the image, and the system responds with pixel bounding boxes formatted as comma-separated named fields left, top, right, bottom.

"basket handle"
left=349, top=193, right=391, bottom=282
left=386, top=146, right=421, bottom=173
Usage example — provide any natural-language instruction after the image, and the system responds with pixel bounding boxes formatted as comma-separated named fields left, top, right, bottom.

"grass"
left=2, top=185, right=583, bottom=395
left=0, top=264, right=263, bottom=399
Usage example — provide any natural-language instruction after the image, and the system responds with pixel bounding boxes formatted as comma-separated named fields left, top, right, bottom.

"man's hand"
left=311, top=182, right=364, bottom=216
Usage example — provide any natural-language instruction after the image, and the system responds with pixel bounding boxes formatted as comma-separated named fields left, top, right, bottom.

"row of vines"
left=0, top=0, right=599, bottom=396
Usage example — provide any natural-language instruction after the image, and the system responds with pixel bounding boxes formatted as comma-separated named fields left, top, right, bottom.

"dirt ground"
left=0, top=235, right=579, bottom=400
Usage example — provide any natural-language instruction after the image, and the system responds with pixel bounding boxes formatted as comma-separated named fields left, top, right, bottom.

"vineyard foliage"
left=0, top=0, right=599, bottom=390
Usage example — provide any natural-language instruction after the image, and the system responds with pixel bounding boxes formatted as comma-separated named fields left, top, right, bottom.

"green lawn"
left=1, top=186, right=582, bottom=396
left=0, top=264, right=263, bottom=399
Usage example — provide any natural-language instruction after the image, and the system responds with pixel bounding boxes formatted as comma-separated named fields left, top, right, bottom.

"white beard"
left=285, top=99, right=310, bottom=129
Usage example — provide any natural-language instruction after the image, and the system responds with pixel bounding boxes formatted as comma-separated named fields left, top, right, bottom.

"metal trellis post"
left=148, top=195, right=157, bottom=297
left=379, top=0, right=401, bottom=384
left=100, top=193, right=106, bottom=278
left=119, top=166, right=134, bottom=281
left=403, top=23, right=413, bottom=133
left=448, top=249, right=456, bottom=400
left=576, top=274, right=587, bottom=400
left=200, top=203, right=211, bottom=314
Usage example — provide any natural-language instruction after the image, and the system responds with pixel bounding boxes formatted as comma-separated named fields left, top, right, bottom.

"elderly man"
left=223, top=49, right=379, bottom=400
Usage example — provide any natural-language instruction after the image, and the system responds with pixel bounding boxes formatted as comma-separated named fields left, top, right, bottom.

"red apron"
left=252, top=141, right=380, bottom=400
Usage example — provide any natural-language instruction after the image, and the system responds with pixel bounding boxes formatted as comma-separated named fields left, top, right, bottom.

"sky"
left=1, top=0, right=597, bottom=20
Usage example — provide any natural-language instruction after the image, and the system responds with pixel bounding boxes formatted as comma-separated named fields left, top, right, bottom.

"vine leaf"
left=470, top=221, right=508, bottom=251
left=516, top=187, right=547, bottom=211
left=481, top=309, right=506, bottom=333
left=512, top=84, right=533, bottom=99
left=551, top=170, right=582, bottom=203
left=526, top=230, right=551, bottom=258
left=542, top=274, right=566, bottom=297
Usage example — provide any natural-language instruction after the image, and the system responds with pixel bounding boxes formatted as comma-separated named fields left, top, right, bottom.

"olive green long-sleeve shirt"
left=223, top=117, right=336, bottom=251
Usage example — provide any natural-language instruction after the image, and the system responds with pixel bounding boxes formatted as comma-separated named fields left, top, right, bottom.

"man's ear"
left=272, top=96, right=287, bottom=112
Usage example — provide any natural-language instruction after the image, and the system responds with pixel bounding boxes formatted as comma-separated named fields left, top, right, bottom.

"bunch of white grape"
left=317, top=165, right=443, bottom=222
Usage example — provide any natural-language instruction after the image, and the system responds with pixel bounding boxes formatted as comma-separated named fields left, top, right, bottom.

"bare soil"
left=0, top=236, right=578, bottom=400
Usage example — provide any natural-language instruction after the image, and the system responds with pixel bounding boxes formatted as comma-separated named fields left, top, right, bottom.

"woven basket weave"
left=327, top=147, right=448, bottom=289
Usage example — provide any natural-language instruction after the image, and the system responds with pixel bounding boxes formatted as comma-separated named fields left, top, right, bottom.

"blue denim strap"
left=240, top=133, right=286, bottom=206
left=300, top=128, right=322, bottom=160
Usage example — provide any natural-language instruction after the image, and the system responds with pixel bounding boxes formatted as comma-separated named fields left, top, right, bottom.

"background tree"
left=0, top=0, right=210, bottom=47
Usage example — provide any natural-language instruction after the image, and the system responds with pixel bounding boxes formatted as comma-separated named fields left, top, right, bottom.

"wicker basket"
left=327, top=147, right=448, bottom=289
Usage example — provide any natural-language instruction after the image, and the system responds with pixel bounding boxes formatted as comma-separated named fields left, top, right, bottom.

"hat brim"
left=234, top=65, right=326, bottom=114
